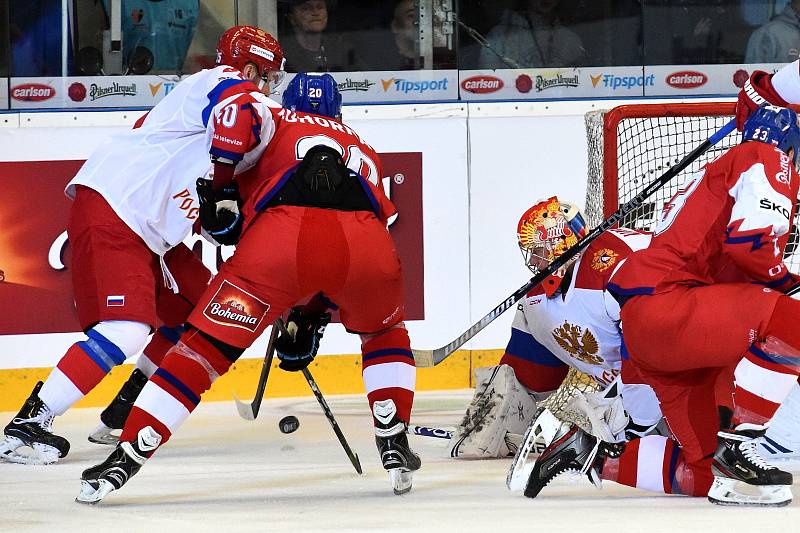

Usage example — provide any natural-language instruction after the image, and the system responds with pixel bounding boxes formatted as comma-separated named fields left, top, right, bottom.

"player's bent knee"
left=89, top=320, right=152, bottom=365
left=764, top=296, right=800, bottom=350
left=195, top=329, right=245, bottom=362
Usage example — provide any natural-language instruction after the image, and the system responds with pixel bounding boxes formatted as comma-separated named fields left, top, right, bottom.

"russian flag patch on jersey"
left=106, top=295, right=125, bottom=307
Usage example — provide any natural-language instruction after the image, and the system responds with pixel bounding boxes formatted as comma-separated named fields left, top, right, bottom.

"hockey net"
left=543, top=102, right=800, bottom=433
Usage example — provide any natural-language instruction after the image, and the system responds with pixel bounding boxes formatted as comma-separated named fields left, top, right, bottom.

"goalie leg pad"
left=449, top=365, right=537, bottom=459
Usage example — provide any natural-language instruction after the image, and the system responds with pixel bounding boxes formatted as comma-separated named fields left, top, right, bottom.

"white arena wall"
left=0, top=97, right=734, bottom=370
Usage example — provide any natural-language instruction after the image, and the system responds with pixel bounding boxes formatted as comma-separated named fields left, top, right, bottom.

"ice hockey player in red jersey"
left=0, top=26, right=285, bottom=465
left=449, top=197, right=662, bottom=460
left=76, top=73, right=421, bottom=504
left=524, top=105, right=800, bottom=507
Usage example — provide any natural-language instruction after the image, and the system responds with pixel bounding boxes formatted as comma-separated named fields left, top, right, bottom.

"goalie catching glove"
left=275, top=308, right=331, bottom=372
left=196, top=178, right=243, bottom=246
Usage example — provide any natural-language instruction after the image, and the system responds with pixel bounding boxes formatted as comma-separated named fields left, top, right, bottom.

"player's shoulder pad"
left=735, top=141, right=796, bottom=195
left=573, top=230, right=647, bottom=290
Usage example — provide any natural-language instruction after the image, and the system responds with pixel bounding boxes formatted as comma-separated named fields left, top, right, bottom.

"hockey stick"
left=407, top=424, right=454, bottom=439
left=233, top=319, right=281, bottom=421
left=412, top=118, right=738, bottom=368
left=302, top=366, right=363, bottom=475
left=406, top=424, right=524, bottom=450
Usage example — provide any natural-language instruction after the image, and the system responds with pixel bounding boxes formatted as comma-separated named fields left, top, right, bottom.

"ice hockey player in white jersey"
left=0, top=26, right=285, bottom=464
left=449, top=197, right=663, bottom=459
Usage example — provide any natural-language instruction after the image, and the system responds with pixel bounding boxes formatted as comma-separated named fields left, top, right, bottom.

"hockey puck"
left=279, top=415, right=300, bottom=434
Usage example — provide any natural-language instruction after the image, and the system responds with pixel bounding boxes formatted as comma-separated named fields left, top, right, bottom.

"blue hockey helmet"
left=742, top=104, right=800, bottom=164
left=282, top=73, right=342, bottom=119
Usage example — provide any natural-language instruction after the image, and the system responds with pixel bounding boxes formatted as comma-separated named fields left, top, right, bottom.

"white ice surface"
left=2, top=390, right=800, bottom=532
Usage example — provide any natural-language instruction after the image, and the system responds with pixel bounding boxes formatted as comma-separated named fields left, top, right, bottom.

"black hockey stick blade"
left=412, top=118, right=737, bottom=368
left=302, top=367, right=363, bottom=475
left=233, top=319, right=281, bottom=420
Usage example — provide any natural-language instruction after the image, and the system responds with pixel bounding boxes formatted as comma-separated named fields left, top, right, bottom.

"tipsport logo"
left=381, top=77, right=449, bottom=94
left=590, top=73, right=655, bottom=90
left=148, top=82, right=177, bottom=97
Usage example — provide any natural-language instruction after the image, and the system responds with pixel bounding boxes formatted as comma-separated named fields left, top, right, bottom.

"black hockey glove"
left=196, top=178, right=243, bottom=246
left=276, top=307, right=331, bottom=372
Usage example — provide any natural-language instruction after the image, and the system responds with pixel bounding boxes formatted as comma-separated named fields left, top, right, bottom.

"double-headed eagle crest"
left=552, top=321, right=603, bottom=365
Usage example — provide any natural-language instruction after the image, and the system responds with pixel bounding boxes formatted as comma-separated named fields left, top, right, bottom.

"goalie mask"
left=517, top=197, right=587, bottom=297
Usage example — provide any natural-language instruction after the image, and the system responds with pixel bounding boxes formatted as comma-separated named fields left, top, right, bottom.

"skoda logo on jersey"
left=381, top=77, right=449, bottom=94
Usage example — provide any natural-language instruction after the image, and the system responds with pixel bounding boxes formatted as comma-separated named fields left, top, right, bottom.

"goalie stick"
left=412, top=118, right=737, bottom=368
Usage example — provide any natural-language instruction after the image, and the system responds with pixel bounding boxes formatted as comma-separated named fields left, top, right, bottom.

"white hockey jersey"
left=503, top=228, right=661, bottom=429
left=66, top=66, right=279, bottom=256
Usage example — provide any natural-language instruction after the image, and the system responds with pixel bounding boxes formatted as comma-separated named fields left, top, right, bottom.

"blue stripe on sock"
left=667, top=442, right=681, bottom=494
left=158, top=325, right=183, bottom=345
left=154, top=368, right=200, bottom=406
left=76, top=341, right=112, bottom=373
left=86, top=327, right=127, bottom=365
left=748, top=344, right=800, bottom=367
left=362, top=348, right=414, bottom=363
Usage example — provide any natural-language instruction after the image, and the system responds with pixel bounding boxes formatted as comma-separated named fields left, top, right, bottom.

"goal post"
left=585, top=101, right=800, bottom=270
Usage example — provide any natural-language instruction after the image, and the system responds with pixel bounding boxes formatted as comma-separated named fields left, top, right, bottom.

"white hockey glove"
left=448, top=365, right=537, bottom=459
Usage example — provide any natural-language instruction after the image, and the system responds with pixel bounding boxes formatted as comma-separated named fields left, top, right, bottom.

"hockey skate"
left=76, top=426, right=160, bottom=504
left=708, top=424, right=793, bottom=507
left=373, top=399, right=421, bottom=495
left=522, top=411, right=623, bottom=498
left=0, top=381, right=69, bottom=465
left=88, top=368, right=148, bottom=445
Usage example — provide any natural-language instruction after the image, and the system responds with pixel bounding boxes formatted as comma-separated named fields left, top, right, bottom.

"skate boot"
left=76, top=425, right=161, bottom=504
left=0, top=381, right=70, bottom=465
left=88, top=368, right=148, bottom=445
left=708, top=423, right=793, bottom=507
left=373, top=399, right=421, bottom=495
left=524, top=416, right=623, bottom=499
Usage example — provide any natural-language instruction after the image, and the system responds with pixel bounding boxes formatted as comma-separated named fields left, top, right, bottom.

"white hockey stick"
left=412, top=119, right=737, bottom=368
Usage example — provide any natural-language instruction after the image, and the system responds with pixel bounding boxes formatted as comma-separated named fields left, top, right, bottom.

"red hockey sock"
left=733, top=298, right=800, bottom=426
left=361, top=327, right=415, bottom=424
left=119, top=329, right=234, bottom=453
left=601, top=436, right=711, bottom=496
left=55, top=343, right=109, bottom=395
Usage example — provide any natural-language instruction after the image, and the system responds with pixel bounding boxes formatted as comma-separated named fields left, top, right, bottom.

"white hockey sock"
left=39, top=368, right=85, bottom=416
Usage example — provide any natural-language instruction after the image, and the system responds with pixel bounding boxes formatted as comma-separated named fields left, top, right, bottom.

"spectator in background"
left=348, top=0, right=419, bottom=71
left=388, top=0, right=418, bottom=69
left=477, top=0, right=586, bottom=69
left=280, top=0, right=352, bottom=72
left=745, top=0, right=800, bottom=64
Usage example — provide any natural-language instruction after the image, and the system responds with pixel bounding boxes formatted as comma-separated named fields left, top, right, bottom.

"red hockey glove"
left=736, top=70, right=789, bottom=130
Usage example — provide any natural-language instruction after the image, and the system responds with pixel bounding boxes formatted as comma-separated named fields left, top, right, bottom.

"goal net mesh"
left=543, top=103, right=800, bottom=434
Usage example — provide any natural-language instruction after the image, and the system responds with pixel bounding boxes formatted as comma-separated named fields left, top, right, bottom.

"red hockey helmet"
left=517, top=196, right=587, bottom=297
left=216, top=26, right=286, bottom=91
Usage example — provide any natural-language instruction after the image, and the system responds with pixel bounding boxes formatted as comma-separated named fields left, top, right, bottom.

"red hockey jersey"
left=236, top=108, right=396, bottom=225
left=609, top=141, right=800, bottom=296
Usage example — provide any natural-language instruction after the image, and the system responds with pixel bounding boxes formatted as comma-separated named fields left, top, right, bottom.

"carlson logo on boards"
left=666, top=71, right=707, bottom=89
left=11, top=83, right=56, bottom=102
left=460, top=75, right=503, bottom=94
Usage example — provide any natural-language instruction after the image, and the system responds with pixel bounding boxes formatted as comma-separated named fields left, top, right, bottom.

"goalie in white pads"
left=449, top=197, right=663, bottom=459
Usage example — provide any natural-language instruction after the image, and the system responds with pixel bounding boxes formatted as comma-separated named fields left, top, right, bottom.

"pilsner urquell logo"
left=90, top=82, right=137, bottom=101
left=535, top=74, right=579, bottom=92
